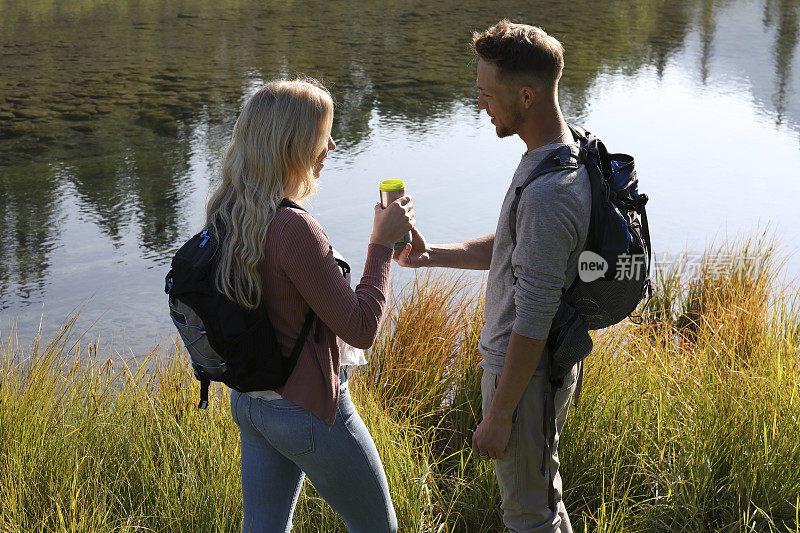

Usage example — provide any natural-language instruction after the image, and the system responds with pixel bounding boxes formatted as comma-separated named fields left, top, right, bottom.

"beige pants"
left=481, top=364, right=578, bottom=533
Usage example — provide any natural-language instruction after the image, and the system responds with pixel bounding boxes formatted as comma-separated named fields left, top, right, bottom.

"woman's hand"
left=371, top=195, right=415, bottom=249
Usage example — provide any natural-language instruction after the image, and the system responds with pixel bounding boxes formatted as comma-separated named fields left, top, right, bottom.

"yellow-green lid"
left=379, top=179, right=406, bottom=192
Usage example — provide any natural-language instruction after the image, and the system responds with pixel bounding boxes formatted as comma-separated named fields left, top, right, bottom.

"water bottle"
left=379, top=179, right=412, bottom=247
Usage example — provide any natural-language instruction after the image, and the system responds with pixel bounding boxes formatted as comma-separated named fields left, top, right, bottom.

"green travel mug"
left=379, top=179, right=412, bottom=247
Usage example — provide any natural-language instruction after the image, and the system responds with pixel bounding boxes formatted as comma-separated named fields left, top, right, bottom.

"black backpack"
left=509, top=123, right=652, bottom=376
left=164, top=199, right=315, bottom=409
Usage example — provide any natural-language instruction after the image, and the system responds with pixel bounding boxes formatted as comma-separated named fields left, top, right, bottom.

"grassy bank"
left=1, top=236, right=799, bottom=532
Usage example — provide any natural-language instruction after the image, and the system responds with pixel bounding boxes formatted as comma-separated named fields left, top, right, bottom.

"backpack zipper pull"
left=199, top=228, right=211, bottom=248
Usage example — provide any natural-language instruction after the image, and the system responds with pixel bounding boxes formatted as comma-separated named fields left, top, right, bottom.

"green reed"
left=0, top=233, right=798, bottom=532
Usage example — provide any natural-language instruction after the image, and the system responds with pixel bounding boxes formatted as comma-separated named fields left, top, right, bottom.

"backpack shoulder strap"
left=276, top=197, right=317, bottom=358
left=508, top=143, right=582, bottom=247
left=279, top=198, right=305, bottom=211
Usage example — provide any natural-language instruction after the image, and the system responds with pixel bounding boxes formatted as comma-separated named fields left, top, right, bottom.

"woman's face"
left=313, top=126, right=336, bottom=179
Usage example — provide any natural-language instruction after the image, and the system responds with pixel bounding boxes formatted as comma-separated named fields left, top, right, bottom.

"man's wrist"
left=486, top=404, right=514, bottom=424
left=425, top=244, right=444, bottom=268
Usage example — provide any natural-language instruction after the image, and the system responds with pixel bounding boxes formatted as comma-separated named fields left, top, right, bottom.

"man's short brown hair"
left=472, top=20, right=564, bottom=92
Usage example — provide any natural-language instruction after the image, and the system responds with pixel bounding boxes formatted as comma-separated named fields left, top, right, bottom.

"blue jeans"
left=229, top=373, right=397, bottom=533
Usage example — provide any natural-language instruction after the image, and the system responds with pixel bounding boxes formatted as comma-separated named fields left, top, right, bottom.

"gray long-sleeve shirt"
left=479, top=141, right=591, bottom=376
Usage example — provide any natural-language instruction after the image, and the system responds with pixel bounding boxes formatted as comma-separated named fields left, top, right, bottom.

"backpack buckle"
left=636, top=193, right=649, bottom=212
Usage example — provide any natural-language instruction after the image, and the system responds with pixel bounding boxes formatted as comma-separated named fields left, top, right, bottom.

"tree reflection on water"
left=0, top=0, right=798, bottom=315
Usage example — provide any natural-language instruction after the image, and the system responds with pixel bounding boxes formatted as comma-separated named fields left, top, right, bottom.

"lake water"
left=1, top=0, right=799, bottom=354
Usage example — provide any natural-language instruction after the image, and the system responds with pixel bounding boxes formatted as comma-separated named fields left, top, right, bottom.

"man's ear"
left=520, top=86, right=536, bottom=109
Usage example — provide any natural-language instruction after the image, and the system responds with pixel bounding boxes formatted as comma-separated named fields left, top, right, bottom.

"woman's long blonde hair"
left=205, top=79, right=333, bottom=309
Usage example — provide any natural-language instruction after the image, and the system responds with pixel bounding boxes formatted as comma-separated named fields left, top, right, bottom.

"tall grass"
left=0, top=234, right=798, bottom=532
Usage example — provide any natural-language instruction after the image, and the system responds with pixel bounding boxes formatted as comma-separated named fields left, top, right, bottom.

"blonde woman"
left=207, top=79, right=409, bottom=532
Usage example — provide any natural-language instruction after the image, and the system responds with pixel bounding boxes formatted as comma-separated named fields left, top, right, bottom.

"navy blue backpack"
left=509, top=123, right=652, bottom=375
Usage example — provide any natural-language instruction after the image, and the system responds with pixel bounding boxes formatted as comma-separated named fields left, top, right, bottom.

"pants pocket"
left=553, top=365, right=579, bottom=429
left=480, top=370, right=498, bottom=417
left=257, top=399, right=315, bottom=456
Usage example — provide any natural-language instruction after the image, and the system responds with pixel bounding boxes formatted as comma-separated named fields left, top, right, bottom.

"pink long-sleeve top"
left=261, top=206, right=392, bottom=425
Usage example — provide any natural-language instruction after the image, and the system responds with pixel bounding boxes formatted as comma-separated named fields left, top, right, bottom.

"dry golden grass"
left=1, top=234, right=798, bottom=531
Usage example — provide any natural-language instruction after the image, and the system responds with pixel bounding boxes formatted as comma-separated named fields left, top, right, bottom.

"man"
left=393, top=20, right=591, bottom=533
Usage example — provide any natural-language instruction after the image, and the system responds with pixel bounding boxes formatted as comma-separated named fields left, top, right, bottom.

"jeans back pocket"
left=256, top=399, right=314, bottom=456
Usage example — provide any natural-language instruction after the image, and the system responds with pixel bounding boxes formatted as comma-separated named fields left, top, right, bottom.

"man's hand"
left=472, top=334, right=545, bottom=460
left=393, top=231, right=494, bottom=270
left=472, top=413, right=513, bottom=460
left=393, top=226, right=430, bottom=268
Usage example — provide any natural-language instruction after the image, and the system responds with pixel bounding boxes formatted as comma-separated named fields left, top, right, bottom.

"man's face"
left=476, top=59, right=523, bottom=138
